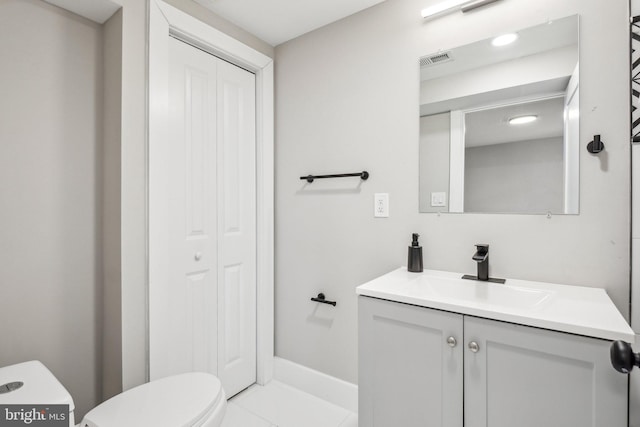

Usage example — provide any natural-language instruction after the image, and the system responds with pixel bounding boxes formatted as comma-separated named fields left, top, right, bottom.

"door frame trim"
left=149, top=0, right=274, bottom=385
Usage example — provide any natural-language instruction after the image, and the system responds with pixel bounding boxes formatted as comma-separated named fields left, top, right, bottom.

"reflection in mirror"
left=419, top=15, right=579, bottom=214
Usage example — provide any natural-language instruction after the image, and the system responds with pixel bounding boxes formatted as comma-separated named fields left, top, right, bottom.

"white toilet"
left=0, top=361, right=226, bottom=427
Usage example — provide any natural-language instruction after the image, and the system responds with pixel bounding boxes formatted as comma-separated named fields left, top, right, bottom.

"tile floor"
left=221, top=381, right=358, bottom=427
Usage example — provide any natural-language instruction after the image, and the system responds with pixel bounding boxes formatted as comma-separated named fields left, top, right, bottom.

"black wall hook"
left=587, top=134, right=605, bottom=154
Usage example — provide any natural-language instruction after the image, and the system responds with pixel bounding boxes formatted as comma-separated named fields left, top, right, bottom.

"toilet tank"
left=0, top=361, right=75, bottom=427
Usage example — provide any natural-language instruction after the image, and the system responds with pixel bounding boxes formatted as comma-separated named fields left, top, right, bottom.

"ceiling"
left=420, top=14, right=579, bottom=82
left=43, top=0, right=120, bottom=23
left=43, top=0, right=386, bottom=45
left=193, top=0, right=386, bottom=46
left=465, top=96, right=565, bottom=147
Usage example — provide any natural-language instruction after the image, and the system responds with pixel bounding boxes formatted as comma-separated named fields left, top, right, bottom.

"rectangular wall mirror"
left=419, top=15, right=580, bottom=214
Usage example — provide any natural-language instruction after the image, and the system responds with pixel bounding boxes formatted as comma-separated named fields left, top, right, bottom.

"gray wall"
left=102, top=8, right=122, bottom=402
left=275, top=0, right=629, bottom=386
left=0, top=0, right=103, bottom=418
left=464, top=138, right=564, bottom=213
left=419, top=113, right=450, bottom=212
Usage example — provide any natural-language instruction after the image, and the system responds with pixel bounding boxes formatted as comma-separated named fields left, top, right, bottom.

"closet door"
left=216, top=58, right=257, bottom=397
left=155, top=36, right=219, bottom=378
left=150, top=36, right=256, bottom=397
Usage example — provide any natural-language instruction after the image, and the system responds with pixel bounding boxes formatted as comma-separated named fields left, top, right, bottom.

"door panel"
left=151, top=36, right=256, bottom=397
left=216, top=59, right=257, bottom=397
left=358, top=296, right=464, bottom=427
left=563, top=66, right=579, bottom=214
left=163, top=37, right=218, bottom=377
left=464, top=316, right=627, bottom=427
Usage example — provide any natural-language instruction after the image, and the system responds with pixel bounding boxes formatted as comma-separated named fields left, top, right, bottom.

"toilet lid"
left=82, top=372, right=224, bottom=427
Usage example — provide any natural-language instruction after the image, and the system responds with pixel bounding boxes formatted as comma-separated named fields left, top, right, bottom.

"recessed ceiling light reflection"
left=509, top=115, right=537, bottom=125
left=492, top=33, right=518, bottom=47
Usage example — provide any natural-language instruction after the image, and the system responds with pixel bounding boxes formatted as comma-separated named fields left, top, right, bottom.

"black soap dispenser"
left=407, top=233, right=423, bottom=273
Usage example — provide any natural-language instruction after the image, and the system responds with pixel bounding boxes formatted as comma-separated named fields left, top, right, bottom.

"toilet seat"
left=80, top=372, right=226, bottom=427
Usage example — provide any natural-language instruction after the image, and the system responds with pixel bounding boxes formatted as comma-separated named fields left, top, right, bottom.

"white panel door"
left=216, top=58, right=257, bottom=397
left=150, top=36, right=256, bottom=396
left=157, top=36, right=219, bottom=378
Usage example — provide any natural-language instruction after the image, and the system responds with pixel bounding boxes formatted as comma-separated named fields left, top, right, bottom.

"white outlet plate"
left=374, top=193, right=389, bottom=217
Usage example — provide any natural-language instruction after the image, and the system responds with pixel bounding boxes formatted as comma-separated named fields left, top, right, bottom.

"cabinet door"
left=359, top=296, right=463, bottom=427
left=464, top=316, right=627, bottom=427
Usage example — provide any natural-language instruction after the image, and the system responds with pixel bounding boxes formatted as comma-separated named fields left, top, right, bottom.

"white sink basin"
left=356, top=267, right=635, bottom=342
left=417, top=275, right=553, bottom=309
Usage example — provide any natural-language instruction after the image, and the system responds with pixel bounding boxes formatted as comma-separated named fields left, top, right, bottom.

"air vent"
left=420, top=51, right=454, bottom=67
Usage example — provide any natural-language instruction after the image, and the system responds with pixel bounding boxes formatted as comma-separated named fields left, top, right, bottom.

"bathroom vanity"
left=357, top=268, right=634, bottom=427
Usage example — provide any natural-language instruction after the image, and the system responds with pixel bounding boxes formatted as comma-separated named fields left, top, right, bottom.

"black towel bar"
left=300, top=171, right=369, bottom=183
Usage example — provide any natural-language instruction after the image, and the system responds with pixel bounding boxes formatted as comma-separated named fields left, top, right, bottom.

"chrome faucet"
left=472, top=244, right=490, bottom=281
left=462, top=244, right=505, bottom=284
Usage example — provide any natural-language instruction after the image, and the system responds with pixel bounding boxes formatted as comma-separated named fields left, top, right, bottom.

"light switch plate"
left=431, top=192, right=446, bottom=207
left=374, top=193, right=389, bottom=217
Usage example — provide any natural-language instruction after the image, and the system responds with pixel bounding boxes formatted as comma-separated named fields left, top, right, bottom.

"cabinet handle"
left=468, top=341, right=480, bottom=353
left=447, top=336, right=457, bottom=348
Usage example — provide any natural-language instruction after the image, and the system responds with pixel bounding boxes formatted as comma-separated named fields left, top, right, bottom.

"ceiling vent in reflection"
left=420, top=51, right=454, bottom=67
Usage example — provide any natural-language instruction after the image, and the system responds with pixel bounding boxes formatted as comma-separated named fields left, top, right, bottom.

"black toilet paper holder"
left=310, top=293, right=337, bottom=306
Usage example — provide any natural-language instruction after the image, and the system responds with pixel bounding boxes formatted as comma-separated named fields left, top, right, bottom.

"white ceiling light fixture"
left=509, top=115, right=538, bottom=125
left=421, top=0, right=467, bottom=19
left=421, top=0, right=501, bottom=20
left=491, top=33, right=518, bottom=47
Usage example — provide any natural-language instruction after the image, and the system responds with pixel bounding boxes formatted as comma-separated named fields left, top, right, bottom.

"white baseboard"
left=273, top=357, right=358, bottom=413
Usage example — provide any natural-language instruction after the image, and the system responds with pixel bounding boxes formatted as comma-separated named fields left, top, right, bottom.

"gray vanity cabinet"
left=359, top=296, right=464, bottom=427
left=464, top=316, right=627, bottom=427
left=359, top=296, right=628, bottom=427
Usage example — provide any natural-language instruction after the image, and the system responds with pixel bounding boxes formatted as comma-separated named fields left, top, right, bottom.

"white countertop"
left=356, top=267, right=635, bottom=342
